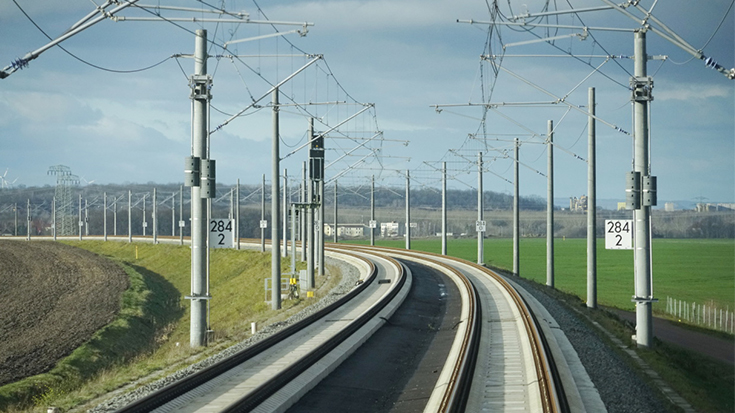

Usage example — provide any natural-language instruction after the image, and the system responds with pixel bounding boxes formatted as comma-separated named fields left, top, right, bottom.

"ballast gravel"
left=504, top=273, right=673, bottom=413
left=89, top=257, right=360, bottom=413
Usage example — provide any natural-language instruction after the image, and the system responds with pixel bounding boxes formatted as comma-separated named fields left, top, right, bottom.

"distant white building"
left=664, top=202, right=675, bottom=212
left=696, top=203, right=735, bottom=212
left=323, top=223, right=365, bottom=238
left=380, top=221, right=400, bottom=237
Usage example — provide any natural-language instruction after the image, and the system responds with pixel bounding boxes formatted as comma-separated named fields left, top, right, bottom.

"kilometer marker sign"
left=605, top=219, right=633, bottom=250
left=209, top=218, right=234, bottom=249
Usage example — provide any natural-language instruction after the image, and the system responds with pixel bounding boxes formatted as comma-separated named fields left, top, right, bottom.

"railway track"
left=341, top=244, right=569, bottom=413
left=25, top=236, right=576, bottom=412
left=114, top=247, right=405, bottom=413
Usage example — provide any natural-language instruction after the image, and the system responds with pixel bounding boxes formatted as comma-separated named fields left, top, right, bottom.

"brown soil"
left=0, top=240, right=128, bottom=386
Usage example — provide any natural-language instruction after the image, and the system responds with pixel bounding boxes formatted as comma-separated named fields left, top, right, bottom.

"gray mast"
left=405, top=170, right=410, bottom=250
left=513, top=138, right=520, bottom=276
left=477, top=152, right=484, bottom=265
left=261, top=174, right=266, bottom=253
left=442, top=162, right=447, bottom=255
left=333, top=180, right=338, bottom=243
left=189, top=30, right=211, bottom=347
left=271, top=88, right=281, bottom=310
left=370, top=175, right=375, bottom=247
left=587, top=87, right=598, bottom=307
left=547, top=121, right=554, bottom=287
left=632, top=30, right=655, bottom=348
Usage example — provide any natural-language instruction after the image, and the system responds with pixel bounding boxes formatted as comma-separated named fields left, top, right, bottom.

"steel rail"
left=222, top=251, right=406, bottom=412
left=340, top=243, right=568, bottom=413
left=30, top=235, right=565, bottom=411
left=336, top=244, right=481, bottom=413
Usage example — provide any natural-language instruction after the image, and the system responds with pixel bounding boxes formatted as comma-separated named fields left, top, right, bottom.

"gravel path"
left=89, top=256, right=360, bottom=413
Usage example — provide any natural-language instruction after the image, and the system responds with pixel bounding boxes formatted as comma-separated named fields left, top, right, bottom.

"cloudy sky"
left=1, top=0, right=733, bottom=206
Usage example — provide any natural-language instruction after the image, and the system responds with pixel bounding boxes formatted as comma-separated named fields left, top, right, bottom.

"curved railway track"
left=341, top=244, right=568, bottom=413
left=23, top=236, right=572, bottom=412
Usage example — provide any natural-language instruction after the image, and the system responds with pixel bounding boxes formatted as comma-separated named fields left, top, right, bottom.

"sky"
left=0, top=0, right=733, bottom=207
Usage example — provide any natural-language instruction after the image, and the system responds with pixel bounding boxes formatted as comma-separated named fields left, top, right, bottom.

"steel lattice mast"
left=47, top=165, right=79, bottom=236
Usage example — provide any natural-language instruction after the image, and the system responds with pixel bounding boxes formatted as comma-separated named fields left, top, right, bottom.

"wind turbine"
left=0, top=169, right=17, bottom=188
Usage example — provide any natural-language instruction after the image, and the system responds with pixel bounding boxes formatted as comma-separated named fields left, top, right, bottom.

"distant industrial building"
left=323, top=223, right=365, bottom=238
left=380, top=221, right=401, bottom=237
left=570, top=195, right=588, bottom=212
left=696, top=203, right=735, bottom=212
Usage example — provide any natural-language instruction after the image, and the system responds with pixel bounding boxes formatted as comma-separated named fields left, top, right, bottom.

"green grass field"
left=344, top=237, right=735, bottom=313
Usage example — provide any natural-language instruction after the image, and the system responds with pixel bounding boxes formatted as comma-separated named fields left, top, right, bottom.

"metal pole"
left=171, top=192, right=175, bottom=237
left=513, top=138, right=520, bottom=276
left=190, top=29, right=209, bottom=348
left=405, top=170, right=411, bottom=250
left=291, top=203, right=296, bottom=275
left=128, top=190, right=132, bottom=243
left=52, top=198, right=56, bottom=240
left=587, top=87, right=598, bottom=307
left=370, top=175, right=375, bottom=246
left=153, top=188, right=158, bottom=244
left=283, top=169, right=288, bottom=257
left=547, top=120, right=555, bottom=288
left=236, top=179, right=240, bottom=250
left=318, top=179, right=325, bottom=276
left=229, top=187, right=233, bottom=220
left=142, top=194, right=146, bottom=237
left=307, top=119, right=315, bottom=289
left=179, top=186, right=184, bottom=246
left=261, top=173, right=266, bottom=253
left=300, top=161, right=307, bottom=261
left=113, top=197, right=117, bottom=236
left=104, top=192, right=108, bottom=241
left=442, top=163, right=447, bottom=255
left=307, top=171, right=315, bottom=289
left=26, top=199, right=31, bottom=241
left=333, top=180, right=338, bottom=243
left=633, top=30, right=653, bottom=348
left=477, top=152, right=484, bottom=265
left=84, top=198, right=89, bottom=236
left=271, top=88, right=282, bottom=310
left=79, top=194, right=83, bottom=240
left=14, top=203, right=17, bottom=236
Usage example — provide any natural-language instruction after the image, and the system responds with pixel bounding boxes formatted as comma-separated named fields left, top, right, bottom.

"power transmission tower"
left=47, top=165, right=79, bottom=236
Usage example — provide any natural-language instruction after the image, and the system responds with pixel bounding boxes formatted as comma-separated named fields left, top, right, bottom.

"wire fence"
left=664, top=296, right=734, bottom=334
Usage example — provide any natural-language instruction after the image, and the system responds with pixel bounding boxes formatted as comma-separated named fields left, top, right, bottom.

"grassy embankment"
left=0, top=241, right=331, bottom=412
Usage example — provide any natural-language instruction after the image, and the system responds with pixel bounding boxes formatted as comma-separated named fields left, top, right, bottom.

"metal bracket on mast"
left=189, top=75, right=213, bottom=100
left=630, top=76, right=653, bottom=102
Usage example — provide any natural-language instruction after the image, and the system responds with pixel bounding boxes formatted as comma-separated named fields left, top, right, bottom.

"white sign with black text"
left=209, top=219, right=235, bottom=249
left=605, top=219, right=633, bottom=250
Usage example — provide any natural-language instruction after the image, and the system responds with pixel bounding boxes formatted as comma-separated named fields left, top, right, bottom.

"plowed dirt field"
left=0, top=240, right=128, bottom=386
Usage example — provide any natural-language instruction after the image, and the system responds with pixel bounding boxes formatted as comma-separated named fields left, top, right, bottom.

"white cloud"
left=271, top=0, right=488, bottom=31
left=1, top=91, right=98, bottom=125
left=655, top=83, right=733, bottom=101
